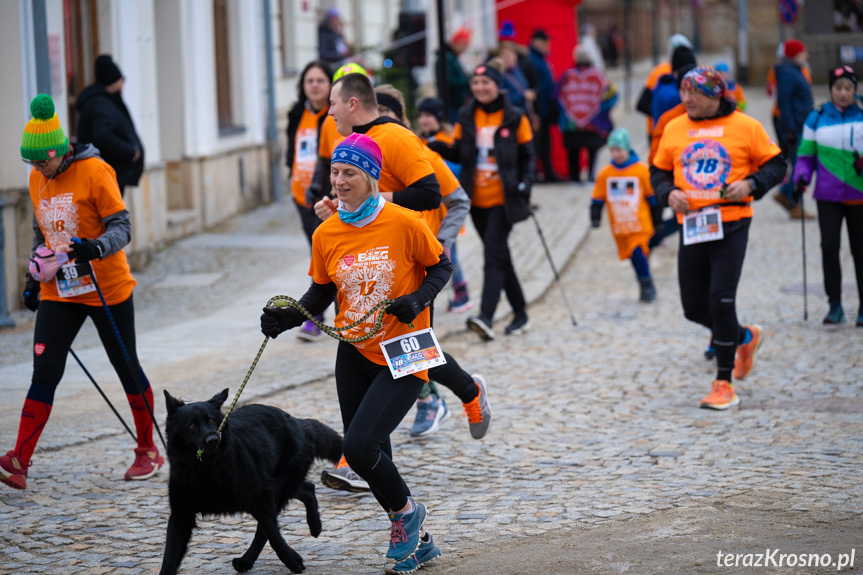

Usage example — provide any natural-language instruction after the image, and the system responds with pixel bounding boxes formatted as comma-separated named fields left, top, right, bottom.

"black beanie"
left=418, top=98, right=444, bottom=122
left=829, top=65, right=858, bottom=89
left=473, top=63, right=502, bottom=86
left=671, top=46, right=696, bottom=75
left=95, top=55, right=123, bottom=86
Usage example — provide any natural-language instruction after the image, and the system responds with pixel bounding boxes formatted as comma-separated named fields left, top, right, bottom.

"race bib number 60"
left=380, top=328, right=447, bottom=379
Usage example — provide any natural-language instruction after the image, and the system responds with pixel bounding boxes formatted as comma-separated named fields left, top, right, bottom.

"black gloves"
left=23, top=274, right=40, bottom=312
left=793, top=179, right=807, bottom=202
left=785, top=132, right=798, bottom=149
left=387, top=294, right=423, bottom=324
left=517, top=180, right=532, bottom=199
left=854, top=151, right=863, bottom=176
left=260, top=306, right=306, bottom=338
left=68, top=238, right=101, bottom=263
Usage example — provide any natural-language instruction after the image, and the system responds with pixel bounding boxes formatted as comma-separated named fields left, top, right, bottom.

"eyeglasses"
left=834, top=65, right=855, bottom=77
left=21, top=158, right=49, bottom=168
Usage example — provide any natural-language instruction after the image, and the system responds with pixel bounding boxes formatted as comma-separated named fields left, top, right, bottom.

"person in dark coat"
left=775, top=39, right=815, bottom=218
left=528, top=29, right=561, bottom=182
left=75, top=55, right=143, bottom=197
left=436, top=28, right=472, bottom=124
left=317, top=7, right=352, bottom=64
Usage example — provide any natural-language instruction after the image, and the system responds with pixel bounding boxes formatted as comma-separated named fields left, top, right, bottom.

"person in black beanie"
left=75, top=54, right=144, bottom=197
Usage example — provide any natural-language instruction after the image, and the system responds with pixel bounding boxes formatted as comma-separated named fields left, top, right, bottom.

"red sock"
left=127, top=390, right=157, bottom=449
left=15, top=399, right=52, bottom=465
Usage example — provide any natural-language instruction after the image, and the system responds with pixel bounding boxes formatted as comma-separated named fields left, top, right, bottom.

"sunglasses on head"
left=834, top=65, right=855, bottom=77
left=21, top=158, right=49, bottom=168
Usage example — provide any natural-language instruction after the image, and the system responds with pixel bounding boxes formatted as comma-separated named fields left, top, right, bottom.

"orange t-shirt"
left=644, top=61, right=672, bottom=135
left=30, top=158, right=135, bottom=306
left=653, top=110, right=782, bottom=223
left=309, top=203, right=443, bottom=381
left=422, top=145, right=460, bottom=236
left=291, top=107, right=328, bottom=206
left=593, top=161, right=655, bottom=259
left=329, top=122, right=435, bottom=197
left=454, top=111, right=532, bottom=208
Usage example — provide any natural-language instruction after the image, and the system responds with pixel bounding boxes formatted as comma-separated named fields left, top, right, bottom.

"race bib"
left=55, top=261, right=97, bottom=298
left=683, top=207, right=724, bottom=245
left=380, top=328, right=447, bottom=379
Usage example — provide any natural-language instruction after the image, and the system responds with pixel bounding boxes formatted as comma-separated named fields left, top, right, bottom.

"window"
left=65, top=0, right=101, bottom=141
left=214, top=0, right=244, bottom=133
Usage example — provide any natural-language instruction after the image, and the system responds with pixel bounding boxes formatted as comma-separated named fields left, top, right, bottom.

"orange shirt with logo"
left=292, top=107, right=328, bottom=206
left=309, top=203, right=443, bottom=381
left=593, top=161, right=655, bottom=259
left=653, top=110, right=781, bottom=223
left=454, top=111, right=532, bottom=208
left=29, top=158, right=135, bottom=306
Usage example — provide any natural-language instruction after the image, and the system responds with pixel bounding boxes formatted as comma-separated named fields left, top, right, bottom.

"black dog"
left=159, top=389, right=343, bottom=575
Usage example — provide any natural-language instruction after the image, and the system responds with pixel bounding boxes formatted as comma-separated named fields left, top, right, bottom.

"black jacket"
left=436, top=96, right=535, bottom=224
left=75, top=84, right=144, bottom=190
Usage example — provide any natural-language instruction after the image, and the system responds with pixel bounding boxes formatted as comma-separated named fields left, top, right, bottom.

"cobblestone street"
left=1, top=67, right=862, bottom=574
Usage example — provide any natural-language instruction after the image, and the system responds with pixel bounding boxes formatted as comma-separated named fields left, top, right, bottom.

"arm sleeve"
left=517, top=116, right=536, bottom=182
left=411, top=252, right=452, bottom=309
left=590, top=200, right=604, bottom=224
left=429, top=138, right=460, bottom=163
left=649, top=165, right=678, bottom=208
left=748, top=154, right=787, bottom=199
left=307, top=157, right=331, bottom=205
left=636, top=86, right=653, bottom=116
left=793, top=111, right=819, bottom=185
left=297, top=281, right=338, bottom=317
left=96, top=210, right=132, bottom=256
left=391, top=173, right=442, bottom=212
left=31, top=214, right=46, bottom=253
left=436, top=186, right=470, bottom=248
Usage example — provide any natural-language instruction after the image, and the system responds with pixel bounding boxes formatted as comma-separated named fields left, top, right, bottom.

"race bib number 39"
left=55, top=261, right=97, bottom=298
left=683, top=207, right=724, bottom=245
left=380, top=328, right=447, bottom=379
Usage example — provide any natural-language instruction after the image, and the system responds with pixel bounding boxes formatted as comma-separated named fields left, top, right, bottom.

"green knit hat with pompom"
left=21, top=94, right=69, bottom=161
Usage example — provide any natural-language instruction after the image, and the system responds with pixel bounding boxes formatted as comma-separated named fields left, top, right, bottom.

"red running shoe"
left=124, top=447, right=164, bottom=481
left=0, top=450, right=29, bottom=490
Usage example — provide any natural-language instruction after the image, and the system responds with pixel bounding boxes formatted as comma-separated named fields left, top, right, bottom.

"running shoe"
left=733, top=324, right=762, bottom=380
left=124, top=447, right=164, bottom=480
left=467, top=315, right=494, bottom=341
left=387, top=501, right=426, bottom=562
left=409, top=397, right=450, bottom=437
left=823, top=302, right=845, bottom=325
left=297, top=315, right=324, bottom=341
left=321, top=456, right=370, bottom=492
left=504, top=313, right=530, bottom=335
left=0, top=450, right=28, bottom=490
left=462, top=375, right=492, bottom=439
left=638, top=277, right=656, bottom=303
left=386, top=533, right=441, bottom=574
left=699, top=380, right=740, bottom=410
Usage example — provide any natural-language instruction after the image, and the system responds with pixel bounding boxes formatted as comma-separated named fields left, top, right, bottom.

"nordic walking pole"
left=800, top=191, right=808, bottom=321
left=70, top=349, right=137, bottom=442
left=529, top=212, right=577, bottom=326
left=71, top=238, right=167, bottom=450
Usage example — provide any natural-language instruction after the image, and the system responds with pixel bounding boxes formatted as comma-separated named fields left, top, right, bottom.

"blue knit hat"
left=607, top=128, right=631, bottom=151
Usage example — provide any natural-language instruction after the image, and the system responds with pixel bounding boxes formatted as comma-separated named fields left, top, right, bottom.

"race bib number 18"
left=380, top=328, right=447, bottom=379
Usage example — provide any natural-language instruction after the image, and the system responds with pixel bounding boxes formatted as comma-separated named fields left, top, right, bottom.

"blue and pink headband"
left=331, top=132, right=382, bottom=180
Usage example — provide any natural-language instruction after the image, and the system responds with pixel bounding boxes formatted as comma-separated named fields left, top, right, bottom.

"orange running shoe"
left=700, top=380, right=740, bottom=410
left=733, top=324, right=763, bottom=380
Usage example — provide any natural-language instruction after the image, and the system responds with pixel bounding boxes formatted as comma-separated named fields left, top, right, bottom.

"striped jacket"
left=794, top=101, right=863, bottom=203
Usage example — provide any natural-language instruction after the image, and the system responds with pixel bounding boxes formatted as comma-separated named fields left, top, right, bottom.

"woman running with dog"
left=0, top=94, right=161, bottom=491
left=261, top=132, right=448, bottom=572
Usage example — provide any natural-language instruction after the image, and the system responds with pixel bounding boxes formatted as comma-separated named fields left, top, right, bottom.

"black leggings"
left=817, top=200, right=863, bottom=306
left=677, top=219, right=750, bottom=382
left=335, top=342, right=424, bottom=512
left=29, top=295, right=150, bottom=404
left=426, top=303, right=479, bottom=404
left=470, top=205, right=527, bottom=320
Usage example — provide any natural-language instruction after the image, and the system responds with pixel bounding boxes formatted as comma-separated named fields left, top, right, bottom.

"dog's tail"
left=302, top=419, right=344, bottom=465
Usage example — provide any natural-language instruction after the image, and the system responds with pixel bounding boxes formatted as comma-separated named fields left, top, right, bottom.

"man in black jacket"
left=76, top=55, right=144, bottom=197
